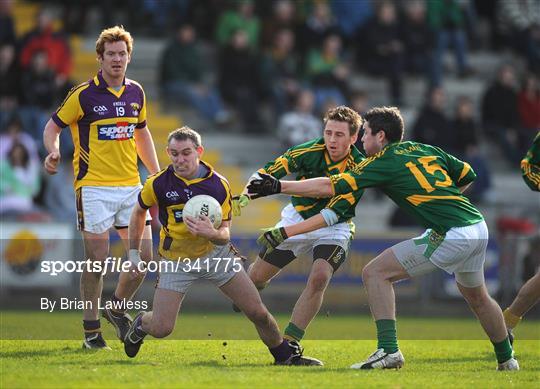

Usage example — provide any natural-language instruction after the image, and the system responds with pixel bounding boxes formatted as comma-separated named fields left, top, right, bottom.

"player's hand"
left=232, top=194, right=250, bottom=217
left=184, top=215, right=216, bottom=239
left=247, top=173, right=281, bottom=198
left=44, top=151, right=61, bottom=175
left=127, top=249, right=146, bottom=280
left=231, top=194, right=264, bottom=216
left=257, top=227, right=288, bottom=253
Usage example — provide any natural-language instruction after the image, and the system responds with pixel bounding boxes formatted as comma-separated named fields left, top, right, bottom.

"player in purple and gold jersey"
left=42, top=26, right=160, bottom=350
left=123, top=127, right=322, bottom=366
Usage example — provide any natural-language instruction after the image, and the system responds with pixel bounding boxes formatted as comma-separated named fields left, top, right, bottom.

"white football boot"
left=351, top=348, right=405, bottom=370
left=497, top=357, right=520, bottom=371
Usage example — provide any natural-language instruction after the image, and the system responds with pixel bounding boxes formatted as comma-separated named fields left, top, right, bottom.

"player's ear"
left=351, top=129, right=358, bottom=145
left=196, top=145, right=204, bottom=157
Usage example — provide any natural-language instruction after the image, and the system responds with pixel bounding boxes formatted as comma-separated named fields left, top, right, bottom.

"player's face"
left=361, top=121, right=384, bottom=156
left=167, top=138, right=203, bottom=179
left=323, top=120, right=357, bottom=162
left=99, top=41, right=131, bottom=81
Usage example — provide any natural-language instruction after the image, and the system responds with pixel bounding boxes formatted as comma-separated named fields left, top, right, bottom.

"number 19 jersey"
left=51, top=71, right=147, bottom=190
left=330, top=141, right=484, bottom=233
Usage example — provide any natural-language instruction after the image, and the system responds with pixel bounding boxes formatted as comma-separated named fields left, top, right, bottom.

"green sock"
left=376, top=319, right=398, bottom=354
left=492, top=337, right=513, bottom=363
left=284, top=322, right=305, bottom=342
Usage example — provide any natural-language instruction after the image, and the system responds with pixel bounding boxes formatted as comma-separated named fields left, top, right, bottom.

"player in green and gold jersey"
left=235, top=106, right=364, bottom=357
left=503, top=131, right=540, bottom=340
left=247, top=106, right=518, bottom=371
left=520, top=131, right=540, bottom=192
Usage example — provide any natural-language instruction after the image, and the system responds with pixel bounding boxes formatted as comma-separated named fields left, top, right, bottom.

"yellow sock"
left=503, top=308, right=522, bottom=329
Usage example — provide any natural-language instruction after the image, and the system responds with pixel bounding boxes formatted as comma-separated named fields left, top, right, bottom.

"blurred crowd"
left=0, top=0, right=539, bottom=222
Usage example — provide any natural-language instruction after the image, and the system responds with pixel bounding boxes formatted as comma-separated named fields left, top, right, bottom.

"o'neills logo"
left=3, top=230, right=43, bottom=275
left=97, top=122, right=136, bottom=140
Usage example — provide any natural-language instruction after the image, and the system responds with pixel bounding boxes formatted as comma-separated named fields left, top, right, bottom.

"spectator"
left=0, top=43, right=19, bottom=128
left=451, top=96, right=491, bottom=202
left=216, top=0, right=260, bottom=49
left=0, top=142, right=41, bottom=216
left=305, top=33, right=348, bottom=110
left=481, top=64, right=522, bottom=164
left=218, top=29, right=264, bottom=132
left=261, top=0, right=298, bottom=50
left=277, top=89, right=321, bottom=148
left=518, top=74, right=540, bottom=137
left=260, top=28, right=301, bottom=117
left=402, top=0, right=434, bottom=77
left=350, top=90, right=370, bottom=151
left=188, top=0, right=228, bottom=42
left=412, top=86, right=454, bottom=151
left=452, top=96, right=480, bottom=156
left=362, top=1, right=404, bottom=105
left=19, top=9, right=72, bottom=94
left=0, top=115, right=39, bottom=164
left=0, top=0, right=15, bottom=46
left=331, top=0, right=373, bottom=48
left=496, top=0, right=540, bottom=72
left=297, top=2, right=339, bottom=54
left=19, top=50, right=58, bottom=139
left=160, top=24, right=230, bottom=124
left=428, top=0, right=473, bottom=85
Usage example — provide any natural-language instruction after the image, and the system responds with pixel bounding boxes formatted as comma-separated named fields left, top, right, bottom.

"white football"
left=183, top=194, right=223, bottom=228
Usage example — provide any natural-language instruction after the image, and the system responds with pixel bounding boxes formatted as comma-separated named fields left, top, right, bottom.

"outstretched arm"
left=258, top=213, right=332, bottom=252
left=247, top=173, right=334, bottom=198
left=281, top=178, right=334, bottom=198
left=284, top=213, right=327, bottom=237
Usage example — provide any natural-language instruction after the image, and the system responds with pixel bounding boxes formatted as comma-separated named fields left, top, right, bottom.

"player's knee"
left=151, top=322, right=175, bottom=338
left=249, top=271, right=270, bottom=290
left=244, top=304, right=271, bottom=326
left=462, top=289, right=490, bottom=310
left=362, top=263, right=379, bottom=283
left=307, top=269, right=331, bottom=293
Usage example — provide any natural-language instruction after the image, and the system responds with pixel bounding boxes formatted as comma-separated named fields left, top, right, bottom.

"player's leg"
left=103, top=187, right=153, bottom=341
left=221, top=270, right=282, bottom=347
left=248, top=247, right=296, bottom=290
left=232, top=248, right=295, bottom=312
left=81, top=229, right=111, bottom=350
left=504, top=272, right=540, bottom=330
left=124, top=287, right=184, bottom=358
left=352, top=234, right=439, bottom=370
left=103, top=224, right=152, bottom=341
left=112, top=223, right=152, bottom=302
left=285, top=241, right=346, bottom=342
left=455, top=275, right=518, bottom=370
left=351, top=248, right=410, bottom=369
left=286, top=259, right=333, bottom=341
left=220, top=269, right=322, bottom=366
left=124, top=262, right=193, bottom=358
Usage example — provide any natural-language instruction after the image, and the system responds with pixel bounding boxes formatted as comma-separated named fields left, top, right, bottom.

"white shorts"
left=76, top=186, right=150, bottom=234
left=157, top=244, right=241, bottom=294
left=392, top=220, right=488, bottom=287
left=274, top=203, right=353, bottom=257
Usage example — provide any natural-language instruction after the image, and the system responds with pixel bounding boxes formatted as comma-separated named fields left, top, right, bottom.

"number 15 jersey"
left=330, top=141, right=483, bottom=233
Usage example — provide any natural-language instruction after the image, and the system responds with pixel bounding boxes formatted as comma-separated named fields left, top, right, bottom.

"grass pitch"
left=1, top=312, right=539, bottom=388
